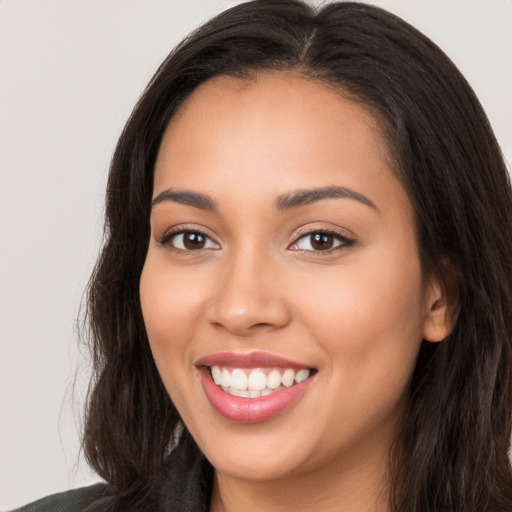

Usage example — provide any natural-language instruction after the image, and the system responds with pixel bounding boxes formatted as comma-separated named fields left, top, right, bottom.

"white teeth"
left=211, top=366, right=222, bottom=385
left=295, top=369, right=310, bottom=383
left=267, top=369, right=281, bottom=389
left=231, top=369, right=248, bottom=390
left=210, top=365, right=312, bottom=397
left=248, top=370, right=267, bottom=391
left=225, top=387, right=240, bottom=397
left=221, top=368, right=231, bottom=388
left=281, top=368, right=295, bottom=387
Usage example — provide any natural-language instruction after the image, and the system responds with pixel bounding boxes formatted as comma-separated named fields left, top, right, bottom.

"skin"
left=139, top=73, right=450, bottom=512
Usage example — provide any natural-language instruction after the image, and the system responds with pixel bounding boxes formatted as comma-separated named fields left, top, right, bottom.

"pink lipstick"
left=196, top=352, right=316, bottom=423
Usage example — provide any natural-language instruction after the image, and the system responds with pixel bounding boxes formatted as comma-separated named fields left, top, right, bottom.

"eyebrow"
left=151, top=189, right=218, bottom=212
left=151, top=185, right=378, bottom=213
left=275, top=186, right=379, bottom=212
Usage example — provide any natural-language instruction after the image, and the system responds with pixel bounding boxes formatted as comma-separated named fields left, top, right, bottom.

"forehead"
left=162, top=72, right=388, bottom=158
left=154, top=72, right=410, bottom=220
left=168, top=72, right=382, bottom=129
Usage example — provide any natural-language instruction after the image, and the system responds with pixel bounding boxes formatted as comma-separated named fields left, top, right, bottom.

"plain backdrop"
left=1, top=0, right=511, bottom=509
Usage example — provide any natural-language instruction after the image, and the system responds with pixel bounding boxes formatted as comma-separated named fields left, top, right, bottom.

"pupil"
left=184, top=232, right=205, bottom=250
left=311, top=233, right=333, bottom=250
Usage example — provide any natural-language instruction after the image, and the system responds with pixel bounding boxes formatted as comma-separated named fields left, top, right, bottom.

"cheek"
left=293, top=245, right=426, bottom=389
left=139, top=258, right=209, bottom=398
left=140, top=256, right=209, bottom=343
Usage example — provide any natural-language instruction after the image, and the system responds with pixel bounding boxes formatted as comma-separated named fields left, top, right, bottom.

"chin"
left=186, top=412, right=325, bottom=482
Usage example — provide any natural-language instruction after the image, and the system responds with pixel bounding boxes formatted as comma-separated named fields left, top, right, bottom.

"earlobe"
left=423, top=277, right=457, bottom=343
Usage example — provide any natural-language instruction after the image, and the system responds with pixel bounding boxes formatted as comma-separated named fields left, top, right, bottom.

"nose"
left=206, top=250, right=291, bottom=336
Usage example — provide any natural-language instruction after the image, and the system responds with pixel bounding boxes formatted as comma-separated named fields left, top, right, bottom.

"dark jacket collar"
left=12, top=434, right=214, bottom=512
left=158, top=434, right=214, bottom=511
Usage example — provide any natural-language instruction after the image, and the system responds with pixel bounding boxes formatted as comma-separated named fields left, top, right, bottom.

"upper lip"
left=195, top=351, right=314, bottom=370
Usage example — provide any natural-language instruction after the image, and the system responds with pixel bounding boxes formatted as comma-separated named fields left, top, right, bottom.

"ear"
left=423, top=272, right=458, bottom=343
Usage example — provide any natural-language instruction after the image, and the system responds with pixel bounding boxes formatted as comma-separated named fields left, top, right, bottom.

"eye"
left=160, top=230, right=220, bottom=252
left=289, top=230, right=354, bottom=252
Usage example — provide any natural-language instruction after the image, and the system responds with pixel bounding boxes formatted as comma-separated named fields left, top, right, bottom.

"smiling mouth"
left=197, top=353, right=318, bottom=422
left=208, top=366, right=315, bottom=398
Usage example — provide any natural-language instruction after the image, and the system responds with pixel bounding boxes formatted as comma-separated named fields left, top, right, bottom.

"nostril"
left=207, top=301, right=291, bottom=336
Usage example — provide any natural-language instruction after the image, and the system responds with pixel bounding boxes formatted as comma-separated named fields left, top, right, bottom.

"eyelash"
left=158, top=228, right=355, bottom=255
left=289, top=229, right=355, bottom=253
left=158, top=228, right=220, bottom=254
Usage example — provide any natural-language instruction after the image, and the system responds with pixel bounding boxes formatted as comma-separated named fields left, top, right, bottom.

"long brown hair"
left=82, top=1, right=512, bottom=510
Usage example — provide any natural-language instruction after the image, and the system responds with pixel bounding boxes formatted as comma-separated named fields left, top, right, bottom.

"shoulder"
left=10, top=483, right=111, bottom=512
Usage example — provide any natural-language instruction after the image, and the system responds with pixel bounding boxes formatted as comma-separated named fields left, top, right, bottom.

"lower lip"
left=199, top=367, right=314, bottom=423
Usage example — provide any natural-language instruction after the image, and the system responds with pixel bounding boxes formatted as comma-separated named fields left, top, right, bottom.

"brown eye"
left=182, top=232, right=206, bottom=250
left=290, top=230, right=353, bottom=253
left=310, top=233, right=334, bottom=250
left=164, top=231, right=220, bottom=251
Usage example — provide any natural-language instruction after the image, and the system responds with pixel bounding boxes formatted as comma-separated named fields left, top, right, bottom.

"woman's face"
left=140, top=73, right=444, bottom=483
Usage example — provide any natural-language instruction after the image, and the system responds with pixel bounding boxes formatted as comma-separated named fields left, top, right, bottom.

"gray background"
left=1, top=0, right=511, bottom=509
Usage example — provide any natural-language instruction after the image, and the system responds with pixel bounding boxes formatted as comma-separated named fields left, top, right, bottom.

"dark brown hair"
left=82, top=1, right=512, bottom=510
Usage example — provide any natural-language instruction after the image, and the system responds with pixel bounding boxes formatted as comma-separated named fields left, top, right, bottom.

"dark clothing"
left=11, top=440, right=213, bottom=512
left=9, top=484, right=111, bottom=512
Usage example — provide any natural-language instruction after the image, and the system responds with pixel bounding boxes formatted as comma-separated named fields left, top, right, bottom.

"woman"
left=14, top=0, right=512, bottom=511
